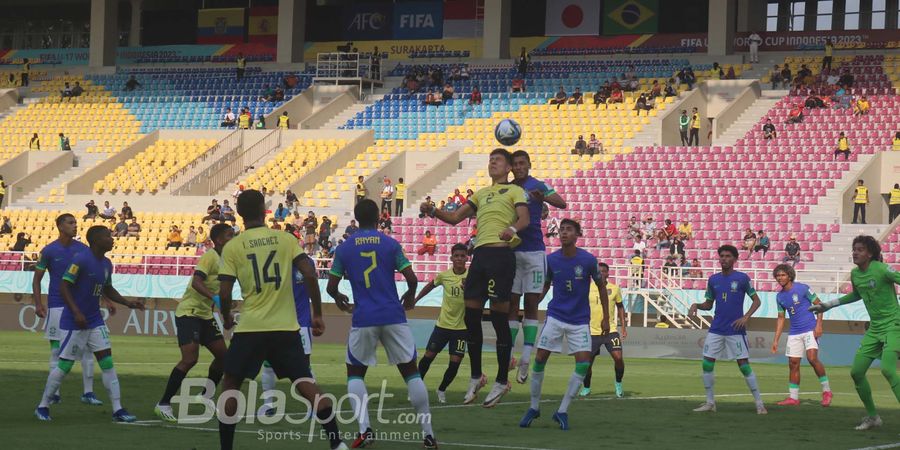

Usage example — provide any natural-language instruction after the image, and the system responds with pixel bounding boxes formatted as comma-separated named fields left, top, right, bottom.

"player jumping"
left=809, top=235, right=900, bottom=430
left=327, top=199, right=436, bottom=449
left=421, top=148, right=529, bottom=407
left=519, top=219, right=608, bottom=430
left=35, top=226, right=145, bottom=422
left=155, top=223, right=234, bottom=422
left=217, top=190, right=346, bottom=450
left=770, top=264, right=831, bottom=407
left=579, top=262, right=626, bottom=398
left=32, top=213, right=102, bottom=406
left=509, top=150, right=567, bottom=384
left=412, top=243, right=470, bottom=404
left=689, top=245, right=766, bottom=415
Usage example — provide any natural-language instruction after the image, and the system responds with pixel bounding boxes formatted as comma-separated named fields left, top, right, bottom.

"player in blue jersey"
left=327, top=199, right=436, bottom=449
left=32, top=213, right=101, bottom=406
left=771, top=264, right=831, bottom=407
left=509, top=150, right=567, bottom=384
left=35, top=225, right=145, bottom=422
left=689, top=245, right=766, bottom=414
left=519, top=219, right=609, bottom=431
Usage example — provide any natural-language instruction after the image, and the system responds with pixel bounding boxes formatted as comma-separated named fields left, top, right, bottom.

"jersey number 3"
left=247, top=251, right=282, bottom=293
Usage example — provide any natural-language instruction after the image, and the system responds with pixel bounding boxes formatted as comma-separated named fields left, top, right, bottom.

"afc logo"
left=348, top=12, right=387, bottom=31
left=399, top=14, right=435, bottom=29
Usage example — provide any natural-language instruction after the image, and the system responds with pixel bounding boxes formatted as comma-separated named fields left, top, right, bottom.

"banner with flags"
left=545, top=0, right=601, bottom=36
left=248, top=6, right=277, bottom=45
left=443, top=0, right=480, bottom=38
left=197, top=8, right=245, bottom=44
left=603, top=0, right=657, bottom=35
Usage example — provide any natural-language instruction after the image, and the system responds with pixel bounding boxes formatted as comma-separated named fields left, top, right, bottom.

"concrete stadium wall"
left=363, top=149, right=456, bottom=205
left=7, top=152, right=73, bottom=202
left=300, top=92, right=356, bottom=129
left=67, top=131, right=159, bottom=195
left=403, top=151, right=460, bottom=206
left=0, top=152, right=33, bottom=185
left=0, top=89, right=19, bottom=114
left=659, top=85, right=710, bottom=147
left=263, top=88, right=314, bottom=130
left=710, top=80, right=761, bottom=141
left=841, top=151, right=896, bottom=225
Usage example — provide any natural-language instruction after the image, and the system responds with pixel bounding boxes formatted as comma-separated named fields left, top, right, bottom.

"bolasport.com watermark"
left=171, top=378, right=431, bottom=443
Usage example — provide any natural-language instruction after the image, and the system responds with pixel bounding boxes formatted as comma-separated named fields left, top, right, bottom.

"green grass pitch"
left=2, top=330, right=899, bottom=450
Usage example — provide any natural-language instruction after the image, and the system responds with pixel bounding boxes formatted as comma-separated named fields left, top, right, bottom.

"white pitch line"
left=849, top=443, right=900, bottom=450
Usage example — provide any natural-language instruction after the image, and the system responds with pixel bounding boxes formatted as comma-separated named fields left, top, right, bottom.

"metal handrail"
left=170, top=129, right=244, bottom=195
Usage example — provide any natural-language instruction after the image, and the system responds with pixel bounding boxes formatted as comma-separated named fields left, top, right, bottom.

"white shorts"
left=58, top=326, right=111, bottom=360
left=537, top=316, right=591, bottom=355
left=512, top=251, right=547, bottom=295
left=346, top=323, right=416, bottom=366
left=702, top=332, right=750, bottom=360
left=299, top=326, right=312, bottom=355
left=45, top=307, right=64, bottom=341
left=786, top=331, right=819, bottom=358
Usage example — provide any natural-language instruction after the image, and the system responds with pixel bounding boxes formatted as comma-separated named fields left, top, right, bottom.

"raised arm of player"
left=295, top=254, right=325, bottom=336
left=411, top=280, right=436, bottom=309
left=31, top=265, right=47, bottom=318
left=424, top=202, right=475, bottom=226
left=771, top=310, right=786, bottom=354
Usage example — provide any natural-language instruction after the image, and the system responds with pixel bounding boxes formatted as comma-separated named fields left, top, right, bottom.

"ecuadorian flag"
left=197, top=8, right=245, bottom=44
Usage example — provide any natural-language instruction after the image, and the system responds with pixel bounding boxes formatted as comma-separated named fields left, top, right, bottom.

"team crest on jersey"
left=499, top=188, right=509, bottom=194
left=574, top=265, right=584, bottom=279
left=730, top=281, right=738, bottom=292
left=869, top=280, right=877, bottom=288
left=792, top=294, right=799, bottom=304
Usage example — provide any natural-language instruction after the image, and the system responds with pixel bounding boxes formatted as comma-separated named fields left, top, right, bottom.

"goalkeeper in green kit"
left=810, top=236, right=900, bottom=431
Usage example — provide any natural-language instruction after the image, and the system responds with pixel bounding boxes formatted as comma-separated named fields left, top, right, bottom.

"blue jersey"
left=546, top=248, right=601, bottom=326
left=35, top=240, right=90, bottom=308
left=60, top=251, right=113, bottom=330
left=513, top=176, right=555, bottom=252
left=705, top=271, right=757, bottom=336
left=776, top=282, right=819, bottom=334
left=329, top=229, right=412, bottom=327
left=293, top=269, right=311, bottom=328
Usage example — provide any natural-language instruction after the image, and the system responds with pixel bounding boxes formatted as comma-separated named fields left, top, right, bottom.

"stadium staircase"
left=715, top=90, right=788, bottom=147
left=403, top=149, right=480, bottom=216
left=13, top=143, right=107, bottom=208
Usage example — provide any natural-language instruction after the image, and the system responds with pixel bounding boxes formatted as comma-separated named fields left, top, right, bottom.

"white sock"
left=102, top=368, right=123, bottom=412
left=261, top=365, right=276, bottom=405
left=49, top=344, right=61, bottom=396
left=744, top=372, right=762, bottom=404
left=521, top=319, right=540, bottom=365
left=82, top=351, right=95, bottom=394
left=406, top=376, right=434, bottom=437
left=702, top=371, right=715, bottom=404
left=530, top=369, right=545, bottom=410
left=820, top=377, right=831, bottom=392
left=558, top=372, right=585, bottom=414
left=348, top=377, right=370, bottom=433
left=40, top=367, right=67, bottom=408
left=789, top=385, right=800, bottom=400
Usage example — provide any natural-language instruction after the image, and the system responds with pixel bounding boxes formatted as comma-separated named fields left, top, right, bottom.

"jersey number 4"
left=247, top=251, right=282, bottom=293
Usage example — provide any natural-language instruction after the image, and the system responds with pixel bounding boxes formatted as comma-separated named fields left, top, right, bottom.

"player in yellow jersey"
left=411, top=243, right=469, bottom=404
left=155, top=223, right=234, bottom=422
left=421, top=148, right=529, bottom=408
left=216, top=190, right=347, bottom=450
left=579, top=262, right=627, bottom=398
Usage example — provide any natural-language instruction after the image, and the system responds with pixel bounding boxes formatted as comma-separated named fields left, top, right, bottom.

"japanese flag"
left=545, top=0, right=601, bottom=36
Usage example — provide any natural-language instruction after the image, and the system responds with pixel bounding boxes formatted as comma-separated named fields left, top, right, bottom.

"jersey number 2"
left=247, top=251, right=282, bottom=293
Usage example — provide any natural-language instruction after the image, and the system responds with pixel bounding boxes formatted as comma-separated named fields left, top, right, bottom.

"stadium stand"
left=239, top=138, right=349, bottom=197
left=93, top=139, right=218, bottom=194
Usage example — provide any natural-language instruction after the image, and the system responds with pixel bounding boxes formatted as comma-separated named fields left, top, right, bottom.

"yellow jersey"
left=433, top=268, right=467, bottom=330
left=589, top=282, right=622, bottom=335
left=690, top=113, right=700, bottom=129
left=0, top=182, right=5, bottom=196
left=893, top=138, right=900, bottom=151
left=395, top=183, right=406, bottom=200
left=23, top=62, right=30, bottom=73
left=468, top=183, right=527, bottom=248
left=176, top=250, right=221, bottom=319
left=838, top=137, right=849, bottom=150
left=854, top=186, right=868, bottom=204
left=655, top=322, right=670, bottom=328
left=890, top=189, right=900, bottom=205
left=678, top=223, right=692, bottom=235
left=220, top=226, right=303, bottom=333
left=278, top=115, right=289, bottom=129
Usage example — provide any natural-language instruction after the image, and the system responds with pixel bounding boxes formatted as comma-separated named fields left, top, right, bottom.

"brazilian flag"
left=603, top=0, right=658, bottom=35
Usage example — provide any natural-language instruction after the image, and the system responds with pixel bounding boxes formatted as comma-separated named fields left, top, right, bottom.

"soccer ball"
left=494, top=118, right=522, bottom=146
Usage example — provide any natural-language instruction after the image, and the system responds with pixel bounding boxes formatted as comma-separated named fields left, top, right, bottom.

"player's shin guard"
left=530, top=360, right=546, bottom=410
left=81, top=350, right=95, bottom=395
left=315, top=407, right=342, bottom=449
left=439, top=360, right=461, bottom=392
left=490, top=310, right=512, bottom=384
left=701, top=359, right=715, bottom=404
left=49, top=341, right=61, bottom=396
left=464, top=308, right=484, bottom=379
left=520, top=319, right=540, bottom=365
left=559, top=361, right=590, bottom=414
left=879, top=347, right=900, bottom=403
left=39, top=359, right=73, bottom=408
left=851, top=354, right=878, bottom=416
left=347, top=376, right=370, bottom=434
left=99, top=356, right=123, bottom=412
left=405, top=374, right=434, bottom=437
left=739, top=363, right=763, bottom=403
left=417, top=355, right=435, bottom=379
left=160, top=367, right=188, bottom=405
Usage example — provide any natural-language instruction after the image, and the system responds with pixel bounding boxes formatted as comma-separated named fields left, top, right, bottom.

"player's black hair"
left=772, top=264, right=796, bottom=282
left=354, top=199, right=380, bottom=228
left=236, top=189, right=265, bottom=220
left=717, top=244, right=739, bottom=258
left=559, top=218, right=582, bottom=236
left=489, top=148, right=513, bottom=165
left=451, top=243, right=468, bottom=254
left=209, top=223, right=232, bottom=243
left=86, top=225, right=109, bottom=246
left=598, top=262, right=610, bottom=270
left=852, top=235, right=882, bottom=262
left=55, top=213, right=74, bottom=227
left=511, top=150, right=531, bottom=163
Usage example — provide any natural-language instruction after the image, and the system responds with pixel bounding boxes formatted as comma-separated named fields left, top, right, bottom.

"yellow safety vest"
left=855, top=186, right=868, bottom=204
left=890, top=189, right=900, bottom=205
left=838, top=137, right=849, bottom=150
left=23, top=62, right=30, bottom=73
left=278, top=115, right=289, bottom=128
left=238, top=114, right=250, bottom=129
left=691, top=113, right=700, bottom=129
left=395, top=183, right=405, bottom=200
left=237, top=58, right=246, bottom=69
left=825, top=45, right=833, bottom=57
left=355, top=183, right=366, bottom=196
left=0, top=183, right=5, bottom=195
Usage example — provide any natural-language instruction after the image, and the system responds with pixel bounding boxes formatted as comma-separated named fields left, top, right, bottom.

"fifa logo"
left=399, top=14, right=434, bottom=28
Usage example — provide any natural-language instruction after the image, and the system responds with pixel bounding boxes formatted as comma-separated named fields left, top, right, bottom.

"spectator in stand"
left=634, top=94, right=652, bottom=111
left=29, top=133, right=39, bottom=150
left=272, top=203, right=290, bottom=222
left=511, top=75, right=525, bottom=93
left=318, top=216, right=333, bottom=249
left=725, top=67, right=736, bottom=80
left=689, top=107, right=701, bottom=146
left=678, top=220, right=693, bottom=240
left=608, top=86, right=624, bottom=104
left=380, top=177, right=394, bottom=213
left=834, top=132, right=851, bottom=161
left=221, top=108, right=236, bottom=128
left=185, top=226, right=198, bottom=247
left=302, top=211, right=318, bottom=253
left=196, top=226, right=208, bottom=247
left=405, top=75, right=419, bottom=93
left=785, top=103, right=804, bottom=124
left=285, top=190, right=298, bottom=211
left=588, top=134, right=602, bottom=155
left=0, top=216, right=11, bottom=235
left=119, top=201, right=133, bottom=220
left=770, top=65, right=783, bottom=89
left=437, top=200, right=447, bottom=212
left=59, top=133, right=71, bottom=151
left=854, top=96, right=870, bottom=116
left=254, top=115, right=266, bottom=129
left=424, top=91, right=441, bottom=106
left=417, top=230, right=438, bottom=256
left=642, top=217, right=656, bottom=240
left=517, top=47, right=529, bottom=75
left=711, top=62, right=724, bottom=80
left=742, top=228, right=757, bottom=255
left=894, top=131, right=900, bottom=151
left=60, top=82, right=72, bottom=97
left=545, top=215, right=560, bottom=238
left=83, top=200, right=98, bottom=220
left=449, top=66, right=461, bottom=81
left=166, top=225, right=183, bottom=249
left=70, top=82, right=83, bottom=97
left=232, top=184, right=243, bottom=202
left=444, top=195, right=459, bottom=212
left=203, top=199, right=222, bottom=221
left=238, top=108, right=252, bottom=129
left=459, top=65, right=469, bottom=80
left=98, top=201, right=117, bottom=220
left=627, top=216, right=642, bottom=239
left=663, top=78, right=677, bottom=98
left=748, top=31, right=762, bottom=63
left=378, top=209, right=392, bottom=234
left=355, top=175, right=367, bottom=204
left=754, top=230, right=770, bottom=256
left=783, top=235, right=801, bottom=266
left=671, top=236, right=685, bottom=258
left=569, top=87, right=583, bottom=104
left=10, top=232, right=31, bottom=252
left=679, top=110, right=690, bottom=146
left=572, top=135, right=587, bottom=155
left=109, top=218, right=126, bottom=237
left=273, top=86, right=285, bottom=101
left=689, top=258, right=703, bottom=278
left=124, top=75, right=141, bottom=91
left=236, top=53, right=246, bottom=80
left=663, top=219, right=677, bottom=238
left=291, top=211, right=304, bottom=229
left=418, top=196, right=436, bottom=218
left=127, top=218, right=141, bottom=237
left=629, top=250, right=645, bottom=288
left=805, top=91, right=825, bottom=109
left=550, top=86, right=567, bottom=108
left=394, top=177, right=406, bottom=216
left=663, top=255, right=679, bottom=276
left=469, top=86, right=482, bottom=105
left=465, top=188, right=474, bottom=203
left=271, top=220, right=282, bottom=231
left=763, top=118, right=777, bottom=140
left=649, top=80, right=662, bottom=98
left=594, top=83, right=610, bottom=107
left=822, top=39, right=834, bottom=71
left=344, top=219, right=359, bottom=236
left=626, top=76, right=640, bottom=92
left=832, top=86, right=850, bottom=109
left=839, top=69, right=854, bottom=88
left=442, top=83, right=454, bottom=102
left=220, top=199, right=236, bottom=221
left=655, top=229, right=671, bottom=251
left=779, top=65, right=792, bottom=88
left=632, top=235, right=647, bottom=257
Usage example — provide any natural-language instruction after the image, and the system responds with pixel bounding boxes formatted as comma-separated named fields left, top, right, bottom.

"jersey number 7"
left=247, top=251, right=282, bottom=293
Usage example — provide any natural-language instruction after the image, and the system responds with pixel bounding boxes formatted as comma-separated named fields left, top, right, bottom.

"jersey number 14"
left=247, top=251, right=282, bottom=293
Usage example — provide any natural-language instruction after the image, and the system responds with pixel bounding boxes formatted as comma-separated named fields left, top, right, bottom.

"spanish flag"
left=197, top=8, right=245, bottom=44
left=249, top=7, right=277, bottom=45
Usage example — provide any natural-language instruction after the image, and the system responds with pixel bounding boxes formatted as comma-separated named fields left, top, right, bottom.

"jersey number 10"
left=247, top=251, right=282, bottom=293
